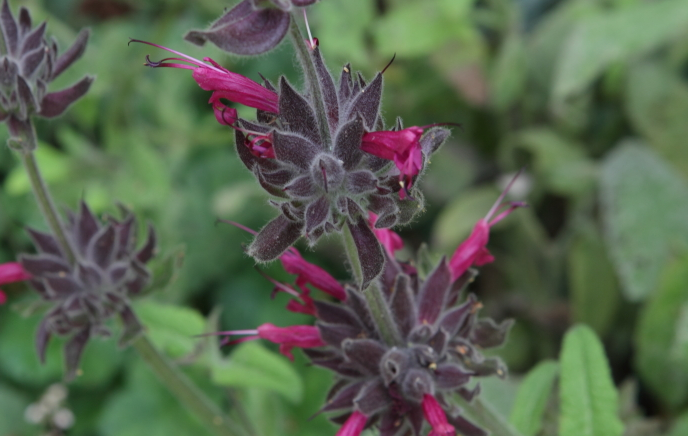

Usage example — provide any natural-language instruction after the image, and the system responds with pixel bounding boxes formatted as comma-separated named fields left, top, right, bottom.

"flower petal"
left=335, top=410, right=368, bottom=436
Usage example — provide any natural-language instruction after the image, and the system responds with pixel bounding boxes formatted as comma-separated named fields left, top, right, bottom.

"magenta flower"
left=131, top=40, right=278, bottom=126
left=0, top=262, right=31, bottom=304
left=448, top=172, right=526, bottom=282
left=422, top=395, right=456, bottom=436
left=336, top=411, right=368, bottom=436
left=219, top=323, right=325, bottom=360
left=280, top=247, right=346, bottom=301
left=361, top=127, right=424, bottom=198
left=368, top=212, right=403, bottom=258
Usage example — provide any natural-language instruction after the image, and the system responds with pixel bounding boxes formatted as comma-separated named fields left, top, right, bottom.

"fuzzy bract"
left=184, top=0, right=320, bottom=56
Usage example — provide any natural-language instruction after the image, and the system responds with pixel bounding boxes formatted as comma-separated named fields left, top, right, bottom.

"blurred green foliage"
left=1, top=0, right=688, bottom=435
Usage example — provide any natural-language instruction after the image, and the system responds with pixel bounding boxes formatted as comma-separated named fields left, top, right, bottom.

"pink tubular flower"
left=216, top=323, right=325, bottom=361
left=368, top=212, right=403, bottom=258
left=280, top=247, right=346, bottom=301
left=335, top=411, right=368, bottom=436
left=448, top=171, right=526, bottom=282
left=361, top=126, right=424, bottom=198
left=422, top=394, right=456, bottom=436
left=0, top=262, right=31, bottom=305
left=130, top=40, right=279, bottom=126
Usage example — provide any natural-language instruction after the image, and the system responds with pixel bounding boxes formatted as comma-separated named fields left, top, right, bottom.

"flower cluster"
left=0, top=0, right=92, bottom=146
left=18, top=202, right=156, bottom=379
left=136, top=41, right=450, bottom=289
left=218, top=187, right=522, bottom=436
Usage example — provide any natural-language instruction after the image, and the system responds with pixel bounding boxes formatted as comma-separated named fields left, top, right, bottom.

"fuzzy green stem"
left=364, top=282, right=403, bottom=346
left=341, top=225, right=402, bottom=346
left=342, top=223, right=363, bottom=286
left=287, top=15, right=332, bottom=149
left=132, top=334, right=249, bottom=436
left=17, top=123, right=76, bottom=265
left=454, top=395, right=524, bottom=436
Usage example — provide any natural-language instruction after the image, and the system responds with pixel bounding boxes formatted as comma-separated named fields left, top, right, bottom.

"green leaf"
left=625, top=62, right=688, bottom=178
left=553, top=0, right=688, bottom=102
left=600, top=141, right=688, bottom=301
left=211, top=342, right=303, bottom=404
left=567, top=222, right=620, bottom=336
left=636, top=254, right=688, bottom=409
left=509, top=360, right=558, bottom=436
left=559, top=325, right=624, bottom=436
left=134, top=300, right=205, bottom=359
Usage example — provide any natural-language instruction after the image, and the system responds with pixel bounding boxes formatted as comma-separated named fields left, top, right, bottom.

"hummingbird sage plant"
left=135, top=5, right=523, bottom=435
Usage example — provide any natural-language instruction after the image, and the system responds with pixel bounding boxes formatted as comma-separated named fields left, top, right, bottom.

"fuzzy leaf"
left=211, top=341, right=303, bottom=403
left=600, top=142, right=688, bottom=301
left=568, top=222, right=619, bottom=336
left=52, top=28, right=90, bottom=79
left=559, top=325, right=624, bottom=436
left=272, top=130, right=319, bottom=171
left=636, top=254, right=688, bottom=409
left=509, top=360, right=558, bottom=436
left=39, top=76, right=94, bottom=118
left=279, top=77, right=320, bottom=144
left=553, top=0, right=688, bottom=103
left=345, top=73, right=382, bottom=129
left=334, top=114, right=365, bottom=170
left=417, top=257, right=451, bottom=324
left=310, top=47, right=339, bottom=133
left=134, top=300, right=205, bottom=358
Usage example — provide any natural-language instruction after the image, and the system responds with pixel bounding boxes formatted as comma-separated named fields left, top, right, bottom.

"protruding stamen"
left=382, top=53, right=397, bottom=74
left=130, top=39, right=224, bottom=73
left=489, top=201, right=528, bottom=226
left=485, top=168, right=524, bottom=222
left=215, top=219, right=258, bottom=235
left=255, top=267, right=302, bottom=300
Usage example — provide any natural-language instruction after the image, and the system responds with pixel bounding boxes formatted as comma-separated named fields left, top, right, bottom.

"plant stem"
left=18, top=122, right=76, bottom=265
left=287, top=15, right=332, bottom=149
left=364, top=282, right=403, bottom=346
left=454, top=395, right=524, bottom=436
left=341, top=225, right=402, bottom=346
left=132, top=334, right=250, bottom=436
left=341, top=223, right=363, bottom=285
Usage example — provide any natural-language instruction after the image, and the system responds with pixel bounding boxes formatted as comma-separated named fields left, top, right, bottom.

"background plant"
left=0, top=0, right=687, bottom=436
